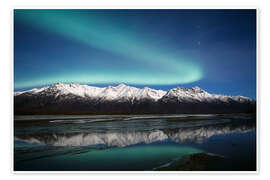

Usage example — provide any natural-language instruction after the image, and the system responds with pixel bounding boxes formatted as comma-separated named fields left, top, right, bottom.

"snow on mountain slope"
left=14, top=82, right=255, bottom=104
left=15, top=83, right=167, bottom=102
left=162, top=86, right=255, bottom=104
left=14, top=87, right=49, bottom=96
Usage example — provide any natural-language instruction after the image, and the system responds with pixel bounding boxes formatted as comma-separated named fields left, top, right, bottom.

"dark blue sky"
left=14, top=9, right=256, bottom=98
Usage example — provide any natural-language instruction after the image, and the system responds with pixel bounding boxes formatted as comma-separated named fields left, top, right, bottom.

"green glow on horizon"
left=14, top=10, right=203, bottom=89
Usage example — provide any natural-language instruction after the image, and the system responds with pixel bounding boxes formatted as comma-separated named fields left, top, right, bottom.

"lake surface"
left=14, top=114, right=256, bottom=171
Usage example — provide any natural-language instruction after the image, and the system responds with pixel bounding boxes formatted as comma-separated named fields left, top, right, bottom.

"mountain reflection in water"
left=14, top=114, right=256, bottom=171
left=15, top=121, right=255, bottom=147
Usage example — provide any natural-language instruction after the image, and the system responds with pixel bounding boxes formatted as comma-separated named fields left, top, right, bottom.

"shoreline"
left=14, top=113, right=256, bottom=123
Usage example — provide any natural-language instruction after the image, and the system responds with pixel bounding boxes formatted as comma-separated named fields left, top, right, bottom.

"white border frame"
left=10, top=7, right=259, bottom=174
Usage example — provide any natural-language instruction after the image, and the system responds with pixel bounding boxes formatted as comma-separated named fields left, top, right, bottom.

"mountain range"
left=14, top=83, right=256, bottom=115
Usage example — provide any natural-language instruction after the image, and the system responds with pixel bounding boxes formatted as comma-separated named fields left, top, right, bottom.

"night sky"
left=14, top=9, right=256, bottom=98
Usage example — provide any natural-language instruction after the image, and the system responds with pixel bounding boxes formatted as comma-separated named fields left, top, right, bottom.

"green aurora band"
left=14, top=10, right=203, bottom=89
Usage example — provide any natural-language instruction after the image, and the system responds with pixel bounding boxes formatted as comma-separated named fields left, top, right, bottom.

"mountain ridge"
left=14, top=83, right=256, bottom=115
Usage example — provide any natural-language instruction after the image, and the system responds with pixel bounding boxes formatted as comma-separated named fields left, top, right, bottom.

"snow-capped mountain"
left=14, top=83, right=256, bottom=114
left=15, top=83, right=166, bottom=102
left=161, top=86, right=254, bottom=104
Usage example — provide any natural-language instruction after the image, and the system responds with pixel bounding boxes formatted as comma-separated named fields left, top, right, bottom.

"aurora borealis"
left=14, top=9, right=256, bottom=98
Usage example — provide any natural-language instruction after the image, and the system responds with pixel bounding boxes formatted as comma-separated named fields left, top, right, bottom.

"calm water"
left=14, top=114, right=256, bottom=171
